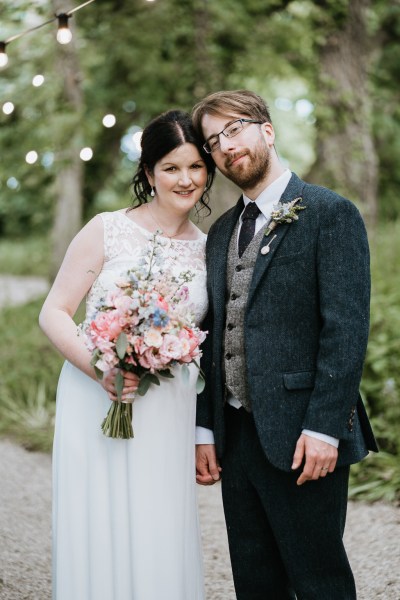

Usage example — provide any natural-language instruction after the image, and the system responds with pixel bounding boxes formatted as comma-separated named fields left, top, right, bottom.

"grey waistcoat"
left=224, top=222, right=267, bottom=411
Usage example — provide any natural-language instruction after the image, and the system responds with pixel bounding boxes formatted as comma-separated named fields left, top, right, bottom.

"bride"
left=39, top=109, right=215, bottom=600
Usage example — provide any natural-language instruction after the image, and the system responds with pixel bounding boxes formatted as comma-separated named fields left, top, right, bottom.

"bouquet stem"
left=101, top=400, right=134, bottom=439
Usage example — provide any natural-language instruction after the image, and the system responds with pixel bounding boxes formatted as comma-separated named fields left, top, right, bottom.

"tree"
left=50, top=0, right=85, bottom=275
left=305, top=0, right=379, bottom=227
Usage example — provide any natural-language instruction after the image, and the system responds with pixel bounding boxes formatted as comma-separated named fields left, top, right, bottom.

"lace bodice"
left=86, top=210, right=208, bottom=326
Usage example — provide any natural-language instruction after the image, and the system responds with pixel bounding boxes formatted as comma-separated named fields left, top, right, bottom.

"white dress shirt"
left=196, top=170, right=338, bottom=448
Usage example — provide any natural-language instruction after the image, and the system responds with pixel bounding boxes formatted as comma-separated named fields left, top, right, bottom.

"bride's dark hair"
left=131, top=110, right=215, bottom=215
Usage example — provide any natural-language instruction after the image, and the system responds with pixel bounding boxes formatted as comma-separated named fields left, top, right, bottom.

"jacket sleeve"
left=301, top=195, right=370, bottom=439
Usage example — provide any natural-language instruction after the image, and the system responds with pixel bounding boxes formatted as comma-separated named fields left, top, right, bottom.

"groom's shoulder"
left=301, top=178, right=352, bottom=206
left=299, top=178, right=363, bottom=219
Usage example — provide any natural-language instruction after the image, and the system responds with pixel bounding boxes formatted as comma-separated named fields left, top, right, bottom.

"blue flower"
left=153, top=308, right=170, bottom=328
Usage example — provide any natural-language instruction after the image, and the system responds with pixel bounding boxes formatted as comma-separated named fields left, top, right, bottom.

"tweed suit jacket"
left=197, top=173, right=378, bottom=472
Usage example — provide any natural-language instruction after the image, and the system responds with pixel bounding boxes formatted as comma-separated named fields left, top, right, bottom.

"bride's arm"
left=39, top=215, right=104, bottom=381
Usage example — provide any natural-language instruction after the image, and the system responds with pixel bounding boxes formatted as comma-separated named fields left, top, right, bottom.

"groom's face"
left=201, top=112, right=274, bottom=192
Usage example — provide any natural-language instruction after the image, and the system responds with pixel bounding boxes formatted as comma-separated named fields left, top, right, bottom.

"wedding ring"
left=321, top=467, right=328, bottom=471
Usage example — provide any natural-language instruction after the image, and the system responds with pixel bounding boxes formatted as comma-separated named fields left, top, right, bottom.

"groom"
left=192, top=90, right=377, bottom=599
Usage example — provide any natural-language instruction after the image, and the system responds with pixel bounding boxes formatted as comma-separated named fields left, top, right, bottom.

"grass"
left=0, top=235, right=50, bottom=276
left=0, top=296, right=62, bottom=451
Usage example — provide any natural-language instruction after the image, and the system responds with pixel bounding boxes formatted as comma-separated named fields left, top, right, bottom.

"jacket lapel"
left=210, top=196, right=244, bottom=312
left=248, top=173, right=306, bottom=303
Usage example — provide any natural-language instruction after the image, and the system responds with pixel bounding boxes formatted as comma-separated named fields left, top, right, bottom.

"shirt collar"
left=242, top=169, right=292, bottom=220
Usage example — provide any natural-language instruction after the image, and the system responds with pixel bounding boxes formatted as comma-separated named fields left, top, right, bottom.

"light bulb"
left=32, top=74, right=45, bottom=87
left=2, top=102, right=14, bottom=115
left=80, top=147, right=93, bottom=161
left=56, top=14, right=72, bottom=45
left=26, top=151, right=39, bottom=165
left=0, top=42, right=8, bottom=68
left=102, top=114, right=116, bottom=128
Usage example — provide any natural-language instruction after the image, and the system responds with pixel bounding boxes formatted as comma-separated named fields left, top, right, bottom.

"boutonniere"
left=264, top=197, right=306, bottom=237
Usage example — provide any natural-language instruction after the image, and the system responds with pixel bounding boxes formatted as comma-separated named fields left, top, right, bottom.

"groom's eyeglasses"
left=203, top=119, right=262, bottom=154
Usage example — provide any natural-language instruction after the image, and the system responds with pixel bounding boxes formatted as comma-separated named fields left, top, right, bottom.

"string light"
left=32, top=75, right=45, bottom=87
left=2, top=102, right=14, bottom=115
left=56, top=14, right=73, bottom=45
left=0, top=0, right=96, bottom=66
left=0, top=42, right=8, bottom=68
left=26, top=151, right=39, bottom=164
left=80, top=147, right=93, bottom=161
left=102, top=114, right=116, bottom=128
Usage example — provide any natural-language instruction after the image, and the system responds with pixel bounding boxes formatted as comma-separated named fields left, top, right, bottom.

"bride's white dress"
left=52, top=210, right=208, bottom=600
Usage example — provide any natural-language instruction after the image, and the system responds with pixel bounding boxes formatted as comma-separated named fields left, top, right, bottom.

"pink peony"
left=143, top=328, right=163, bottom=348
left=160, top=334, right=184, bottom=361
left=138, top=347, right=169, bottom=372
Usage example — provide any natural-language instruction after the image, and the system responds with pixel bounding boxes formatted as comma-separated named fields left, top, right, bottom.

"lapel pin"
left=261, top=234, right=277, bottom=255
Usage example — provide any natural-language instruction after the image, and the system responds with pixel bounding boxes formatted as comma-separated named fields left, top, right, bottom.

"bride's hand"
left=99, top=369, right=139, bottom=402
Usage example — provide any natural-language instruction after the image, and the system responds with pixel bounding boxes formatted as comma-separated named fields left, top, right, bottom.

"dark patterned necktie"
left=238, top=202, right=261, bottom=257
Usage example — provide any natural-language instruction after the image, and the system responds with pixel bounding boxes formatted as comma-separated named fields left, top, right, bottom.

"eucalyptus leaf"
left=196, top=373, right=205, bottom=394
left=116, top=332, right=128, bottom=360
left=90, top=349, right=101, bottom=366
left=147, top=373, right=161, bottom=385
left=94, top=366, right=104, bottom=380
left=158, top=369, right=174, bottom=379
left=137, top=373, right=160, bottom=396
left=181, top=364, right=190, bottom=385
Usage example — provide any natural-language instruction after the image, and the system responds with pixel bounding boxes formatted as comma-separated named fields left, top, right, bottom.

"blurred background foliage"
left=0, top=0, right=399, bottom=503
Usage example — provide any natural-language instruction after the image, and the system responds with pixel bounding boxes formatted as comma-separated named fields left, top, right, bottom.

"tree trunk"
left=50, top=0, right=85, bottom=277
left=306, top=0, right=378, bottom=228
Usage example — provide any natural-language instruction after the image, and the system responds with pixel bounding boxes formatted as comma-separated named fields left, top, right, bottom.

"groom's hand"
left=196, top=444, right=221, bottom=485
left=292, top=433, right=338, bottom=486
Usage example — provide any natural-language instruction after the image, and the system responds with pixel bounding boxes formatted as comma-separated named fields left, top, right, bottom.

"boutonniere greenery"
left=264, top=196, right=306, bottom=237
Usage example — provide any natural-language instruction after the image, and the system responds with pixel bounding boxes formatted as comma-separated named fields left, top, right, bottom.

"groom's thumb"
left=291, top=436, right=305, bottom=470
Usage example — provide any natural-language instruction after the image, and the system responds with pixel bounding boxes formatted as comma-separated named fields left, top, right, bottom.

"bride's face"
left=146, top=143, right=208, bottom=214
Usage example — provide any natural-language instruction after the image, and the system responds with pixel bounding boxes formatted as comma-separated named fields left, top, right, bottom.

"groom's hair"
left=192, top=90, right=273, bottom=139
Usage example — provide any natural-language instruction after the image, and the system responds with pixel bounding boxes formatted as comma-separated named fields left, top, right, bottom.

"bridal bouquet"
left=82, top=234, right=207, bottom=439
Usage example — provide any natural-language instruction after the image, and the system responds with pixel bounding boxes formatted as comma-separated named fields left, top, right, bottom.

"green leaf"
left=137, top=373, right=160, bottom=396
left=90, top=349, right=101, bottom=366
left=148, top=373, right=161, bottom=385
left=116, top=332, right=128, bottom=359
left=115, top=370, right=124, bottom=401
left=94, top=366, right=104, bottom=380
left=196, top=372, right=205, bottom=394
left=158, top=369, right=174, bottom=379
left=181, top=364, right=190, bottom=384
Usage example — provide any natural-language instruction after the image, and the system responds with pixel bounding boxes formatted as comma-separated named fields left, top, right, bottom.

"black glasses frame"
left=203, top=119, right=262, bottom=154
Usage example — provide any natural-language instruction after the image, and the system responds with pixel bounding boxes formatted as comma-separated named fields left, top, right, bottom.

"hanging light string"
left=0, top=0, right=96, bottom=66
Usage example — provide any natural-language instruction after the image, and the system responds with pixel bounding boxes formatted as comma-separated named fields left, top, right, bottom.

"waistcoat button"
left=235, top=265, right=242, bottom=272
left=227, top=323, right=234, bottom=331
left=225, top=352, right=232, bottom=360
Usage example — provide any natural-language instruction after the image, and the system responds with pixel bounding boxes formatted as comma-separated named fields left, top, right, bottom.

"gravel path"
left=0, top=439, right=399, bottom=600
left=0, top=275, right=49, bottom=309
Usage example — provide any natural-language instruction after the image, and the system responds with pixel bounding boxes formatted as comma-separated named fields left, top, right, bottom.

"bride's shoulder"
left=96, top=209, right=129, bottom=224
left=191, top=223, right=207, bottom=242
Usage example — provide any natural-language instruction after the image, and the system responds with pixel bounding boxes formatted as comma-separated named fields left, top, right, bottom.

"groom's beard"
left=220, top=137, right=271, bottom=190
